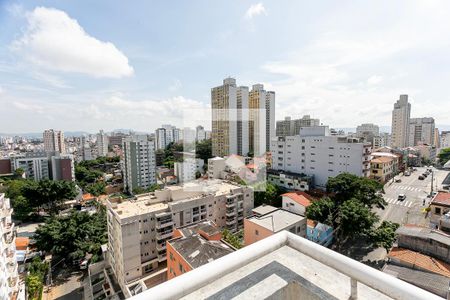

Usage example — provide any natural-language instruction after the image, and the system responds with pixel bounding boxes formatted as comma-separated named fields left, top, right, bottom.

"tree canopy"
left=196, top=139, right=212, bottom=162
left=438, top=148, right=450, bottom=165
left=34, top=204, right=107, bottom=263
left=254, top=182, right=285, bottom=207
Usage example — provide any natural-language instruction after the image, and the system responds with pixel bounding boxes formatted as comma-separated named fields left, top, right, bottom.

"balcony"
left=226, top=209, right=236, bottom=217
left=156, top=243, right=166, bottom=252
left=136, top=231, right=441, bottom=300
left=155, top=220, right=174, bottom=230
left=226, top=219, right=237, bottom=226
left=156, top=230, right=173, bottom=240
left=226, top=201, right=235, bottom=208
left=2, top=222, right=14, bottom=234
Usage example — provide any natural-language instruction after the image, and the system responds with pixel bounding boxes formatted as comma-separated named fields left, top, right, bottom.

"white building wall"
left=282, top=196, right=307, bottom=216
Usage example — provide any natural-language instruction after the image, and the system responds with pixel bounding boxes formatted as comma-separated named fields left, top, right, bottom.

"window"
left=436, top=207, right=442, bottom=214
left=255, top=230, right=259, bottom=236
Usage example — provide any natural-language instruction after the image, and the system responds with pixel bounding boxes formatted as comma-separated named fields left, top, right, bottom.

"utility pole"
left=431, top=169, right=434, bottom=196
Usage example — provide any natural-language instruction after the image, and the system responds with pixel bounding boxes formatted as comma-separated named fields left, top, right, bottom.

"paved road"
left=375, top=166, right=449, bottom=226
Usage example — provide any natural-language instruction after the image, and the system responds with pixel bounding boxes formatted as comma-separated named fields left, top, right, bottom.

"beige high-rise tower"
left=390, top=95, right=411, bottom=148
left=43, top=129, right=65, bottom=154
left=248, top=84, right=275, bottom=156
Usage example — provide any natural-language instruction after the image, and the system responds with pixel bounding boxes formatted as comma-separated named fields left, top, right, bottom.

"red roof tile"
left=432, top=192, right=450, bottom=207
left=282, top=191, right=312, bottom=207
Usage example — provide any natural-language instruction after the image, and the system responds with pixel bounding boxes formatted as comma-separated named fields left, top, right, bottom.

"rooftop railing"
left=134, top=231, right=443, bottom=300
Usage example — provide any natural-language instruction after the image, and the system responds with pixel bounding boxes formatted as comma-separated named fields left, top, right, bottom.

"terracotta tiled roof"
left=82, top=193, right=95, bottom=200
left=15, top=237, right=30, bottom=250
left=371, top=156, right=393, bottom=163
left=307, top=219, right=317, bottom=228
left=282, top=191, right=312, bottom=207
left=431, top=192, right=450, bottom=207
left=388, top=247, right=450, bottom=278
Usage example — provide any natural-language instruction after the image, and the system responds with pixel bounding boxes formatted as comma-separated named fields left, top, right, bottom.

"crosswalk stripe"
left=407, top=201, right=412, bottom=207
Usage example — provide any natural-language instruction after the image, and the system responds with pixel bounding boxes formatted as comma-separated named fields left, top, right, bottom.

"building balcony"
left=226, top=210, right=236, bottom=217
left=226, top=219, right=237, bottom=226
left=226, top=202, right=235, bottom=208
left=2, top=222, right=14, bottom=234
left=155, top=220, right=174, bottom=230
left=157, top=253, right=166, bottom=263
left=156, top=231, right=173, bottom=240
left=156, top=243, right=166, bottom=252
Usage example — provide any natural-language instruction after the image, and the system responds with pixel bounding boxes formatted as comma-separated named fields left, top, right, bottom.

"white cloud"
left=32, top=72, right=71, bottom=88
left=12, top=101, right=44, bottom=113
left=245, top=3, right=267, bottom=19
left=169, top=79, right=182, bottom=92
left=367, top=75, right=383, bottom=85
left=12, top=7, right=133, bottom=78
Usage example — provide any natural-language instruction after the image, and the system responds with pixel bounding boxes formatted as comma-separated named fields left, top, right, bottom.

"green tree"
left=305, top=197, right=334, bottom=224
left=14, top=167, right=25, bottom=178
left=85, top=182, right=106, bottom=196
left=196, top=139, right=212, bottom=162
left=26, top=274, right=42, bottom=300
left=438, top=148, right=450, bottom=165
left=369, top=221, right=400, bottom=251
left=22, top=180, right=78, bottom=213
left=12, top=195, right=33, bottom=220
left=222, top=229, right=243, bottom=249
left=338, top=198, right=379, bottom=238
left=254, top=183, right=284, bottom=207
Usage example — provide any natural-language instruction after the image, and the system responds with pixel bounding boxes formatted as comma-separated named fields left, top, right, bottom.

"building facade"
left=122, top=135, right=156, bottom=193
left=270, top=126, right=372, bottom=189
left=408, top=117, right=435, bottom=146
left=97, top=130, right=109, bottom=156
left=391, top=95, right=411, bottom=148
left=43, top=129, right=65, bottom=154
left=276, top=115, right=320, bottom=137
left=0, top=193, right=19, bottom=300
left=106, top=179, right=253, bottom=296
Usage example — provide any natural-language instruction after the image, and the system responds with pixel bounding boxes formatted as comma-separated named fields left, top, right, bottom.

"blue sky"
left=1, top=1, right=450, bottom=133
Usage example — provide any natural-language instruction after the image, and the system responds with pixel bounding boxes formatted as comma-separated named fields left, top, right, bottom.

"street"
left=375, top=166, right=450, bottom=226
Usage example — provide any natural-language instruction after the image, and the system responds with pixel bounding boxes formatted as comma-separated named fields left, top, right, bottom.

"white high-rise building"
left=276, top=115, right=320, bottom=137
left=356, top=123, right=380, bottom=137
left=43, top=129, right=65, bottom=154
left=122, top=135, right=156, bottom=193
left=196, top=125, right=206, bottom=142
left=182, top=127, right=196, bottom=144
left=391, top=95, right=411, bottom=148
left=0, top=193, right=19, bottom=300
left=408, top=117, right=435, bottom=146
left=97, top=130, right=109, bottom=156
left=155, top=125, right=181, bottom=150
left=13, top=153, right=49, bottom=181
left=271, top=126, right=372, bottom=189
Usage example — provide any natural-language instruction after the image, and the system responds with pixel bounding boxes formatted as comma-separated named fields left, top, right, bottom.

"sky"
left=1, top=1, right=450, bottom=134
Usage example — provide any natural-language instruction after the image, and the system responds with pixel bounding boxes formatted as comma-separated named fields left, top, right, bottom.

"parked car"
left=398, top=194, right=406, bottom=201
left=395, top=178, right=402, bottom=183
left=418, top=175, right=425, bottom=180
left=404, top=172, right=410, bottom=176
left=80, top=259, right=89, bottom=270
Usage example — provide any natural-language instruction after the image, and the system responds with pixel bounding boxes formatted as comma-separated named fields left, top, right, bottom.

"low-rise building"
left=430, top=192, right=450, bottom=226
left=244, top=208, right=306, bottom=246
left=281, top=191, right=313, bottom=216
left=166, top=221, right=234, bottom=280
left=370, top=156, right=395, bottom=183
left=267, top=169, right=313, bottom=191
left=306, top=220, right=333, bottom=247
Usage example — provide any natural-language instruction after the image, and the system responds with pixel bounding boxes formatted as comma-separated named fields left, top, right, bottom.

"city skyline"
left=1, top=1, right=450, bottom=133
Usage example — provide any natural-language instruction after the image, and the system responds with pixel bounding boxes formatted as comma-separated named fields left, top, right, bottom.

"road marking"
left=407, top=201, right=412, bottom=208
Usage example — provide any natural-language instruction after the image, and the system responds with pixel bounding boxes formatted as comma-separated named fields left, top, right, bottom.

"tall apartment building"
left=155, top=125, right=181, bottom=150
left=106, top=179, right=253, bottom=296
left=211, top=78, right=248, bottom=157
left=182, top=127, right=196, bottom=144
left=356, top=123, right=380, bottom=137
left=391, top=95, right=411, bottom=148
left=276, top=115, right=320, bottom=137
left=408, top=117, right=435, bottom=146
left=51, top=154, right=75, bottom=181
left=441, top=131, right=450, bottom=148
left=195, top=125, right=206, bottom=142
left=97, top=130, right=109, bottom=156
left=43, top=129, right=65, bottom=153
left=0, top=193, right=19, bottom=300
left=122, top=135, right=156, bottom=193
left=271, top=126, right=372, bottom=189
left=109, top=132, right=128, bottom=146
left=13, top=153, right=49, bottom=181
left=434, top=128, right=440, bottom=148
left=248, top=84, right=275, bottom=156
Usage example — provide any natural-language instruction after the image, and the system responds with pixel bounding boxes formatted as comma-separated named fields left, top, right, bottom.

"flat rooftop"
left=247, top=209, right=305, bottom=232
left=177, top=220, right=220, bottom=237
left=137, top=232, right=440, bottom=300
left=397, top=225, right=450, bottom=246
left=110, top=200, right=168, bottom=219
left=170, top=234, right=233, bottom=269
left=252, top=204, right=278, bottom=216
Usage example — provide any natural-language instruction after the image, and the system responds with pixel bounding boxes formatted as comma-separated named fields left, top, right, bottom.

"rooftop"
left=247, top=209, right=305, bottom=232
left=135, top=231, right=441, bottom=300
left=397, top=225, right=450, bottom=247
left=169, top=234, right=233, bottom=269
left=176, top=220, right=221, bottom=238
left=252, top=204, right=278, bottom=216
left=432, top=192, right=450, bottom=207
left=282, top=191, right=313, bottom=207
left=371, top=156, right=394, bottom=163
left=388, top=247, right=450, bottom=277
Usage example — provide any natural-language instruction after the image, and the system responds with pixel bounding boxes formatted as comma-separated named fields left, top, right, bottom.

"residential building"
left=370, top=156, right=395, bottom=183
left=430, top=192, right=450, bottom=226
left=135, top=231, right=440, bottom=300
left=281, top=191, right=313, bottom=216
left=13, top=153, right=49, bottom=181
left=434, top=128, right=441, bottom=149
left=373, top=132, right=391, bottom=149
left=267, top=169, right=313, bottom=191
left=275, top=115, right=320, bottom=137
left=182, top=127, right=196, bottom=144
left=270, top=126, right=372, bottom=189
left=174, top=158, right=202, bottom=183
left=244, top=207, right=306, bottom=245
left=207, top=157, right=226, bottom=179
left=106, top=179, right=253, bottom=296
left=166, top=221, right=234, bottom=280
left=50, top=154, right=75, bottom=181
left=109, top=132, right=128, bottom=146
left=0, top=193, right=19, bottom=300
left=97, top=130, right=109, bottom=156
left=356, top=123, right=380, bottom=137
left=195, top=125, right=206, bottom=142
left=413, top=144, right=437, bottom=161
left=408, top=117, right=435, bottom=146
left=391, top=95, right=411, bottom=148
left=43, top=129, right=65, bottom=154
left=306, top=220, right=333, bottom=247
left=0, top=158, right=12, bottom=175
left=122, top=135, right=156, bottom=193
left=248, top=84, right=275, bottom=155
left=441, top=131, right=450, bottom=148
left=211, top=78, right=249, bottom=157
left=155, top=125, right=181, bottom=150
